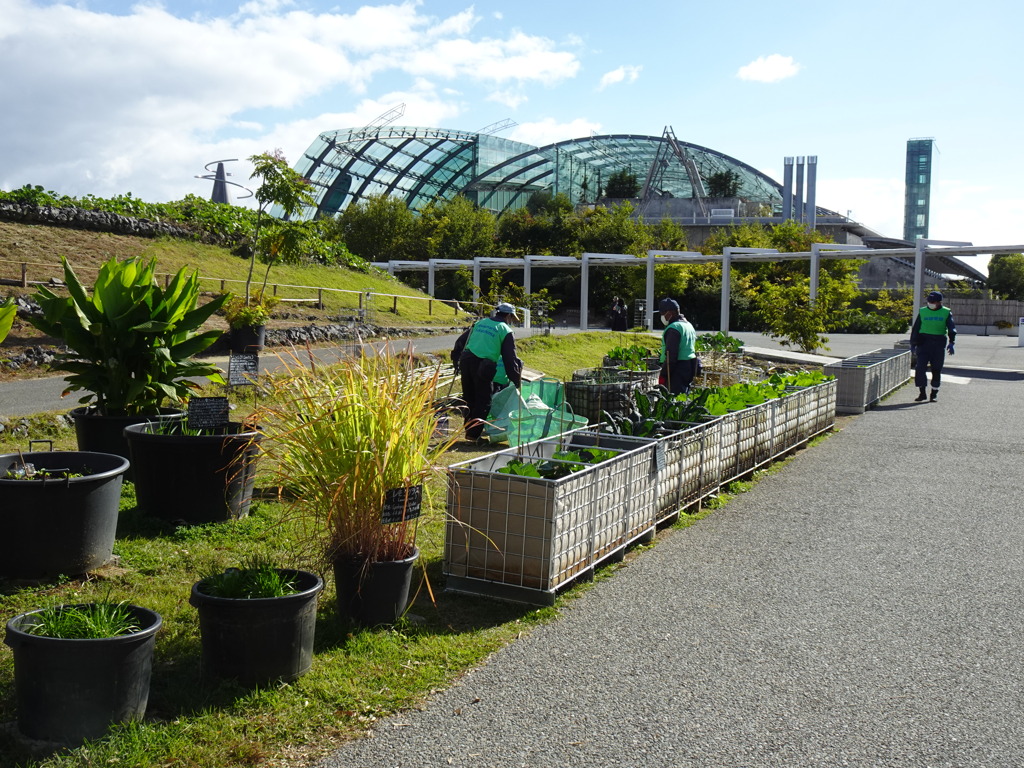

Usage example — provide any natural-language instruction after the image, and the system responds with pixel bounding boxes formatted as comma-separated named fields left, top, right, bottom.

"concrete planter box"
left=445, top=429, right=657, bottom=605
left=825, top=349, right=910, bottom=414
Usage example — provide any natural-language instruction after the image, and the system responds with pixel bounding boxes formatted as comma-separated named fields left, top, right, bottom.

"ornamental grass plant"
left=255, top=346, right=461, bottom=569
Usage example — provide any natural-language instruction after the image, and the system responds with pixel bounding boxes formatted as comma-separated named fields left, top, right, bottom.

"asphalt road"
left=2, top=330, right=1021, bottom=418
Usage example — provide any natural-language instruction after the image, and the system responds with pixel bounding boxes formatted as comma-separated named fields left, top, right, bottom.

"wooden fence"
left=0, top=259, right=472, bottom=321
left=944, top=297, right=1024, bottom=326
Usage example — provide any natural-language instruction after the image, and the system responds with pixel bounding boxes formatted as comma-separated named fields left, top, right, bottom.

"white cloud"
left=0, top=1, right=582, bottom=203
left=598, top=65, right=642, bottom=91
left=509, top=118, right=603, bottom=148
left=736, top=54, right=800, bottom=83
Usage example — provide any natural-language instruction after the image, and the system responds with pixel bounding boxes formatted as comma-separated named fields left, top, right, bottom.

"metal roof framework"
left=293, top=126, right=789, bottom=219
left=372, top=242, right=1022, bottom=333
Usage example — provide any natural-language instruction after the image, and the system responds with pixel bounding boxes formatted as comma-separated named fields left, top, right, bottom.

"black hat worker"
left=909, top=290, right=956, bottom=403
left=658, top=298, right=698, bottom=395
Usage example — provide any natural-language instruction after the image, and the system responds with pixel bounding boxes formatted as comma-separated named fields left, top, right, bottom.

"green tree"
left=705, top=170, right=741, bottom=198
left=336, top=195, right=416, bottom=262
left=604, top=169, right=640, bottom=198
left=755, top=268, right=857, bottom=353
left=986, top=253, right=1024, bottom=300
left=413, top=196, right=497, bottom=261
left=246, top=150, right=316, bottom=302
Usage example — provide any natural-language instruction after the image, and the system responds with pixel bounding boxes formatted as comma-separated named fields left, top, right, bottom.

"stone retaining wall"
left=0, top=202, right=199, bottom=241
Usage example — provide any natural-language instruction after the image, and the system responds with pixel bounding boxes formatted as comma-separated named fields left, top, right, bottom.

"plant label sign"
left=228, top=353, right=259, bottom=387
left=654, top=442, right=667, bottom=473
left=187, top=397, right=230, bottom=429
left=381, top=484, right=423, bottom=524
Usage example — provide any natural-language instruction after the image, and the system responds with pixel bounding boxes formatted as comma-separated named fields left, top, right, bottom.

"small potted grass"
left=189, top=557, right=323, bottom=687
left=4, top=601, right=162, bottom=746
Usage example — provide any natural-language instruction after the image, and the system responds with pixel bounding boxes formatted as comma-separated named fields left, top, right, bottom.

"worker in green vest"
left=909, top=290, right=956, bottom=402
left=459, top=302, right=522, bottom=440
left=658, top=297, right=698, bottom=395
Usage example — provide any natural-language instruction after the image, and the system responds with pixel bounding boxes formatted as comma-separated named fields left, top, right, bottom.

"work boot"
left=930, top=389, right=938, bottom=402
left=914, top=387, right=927, bottom=402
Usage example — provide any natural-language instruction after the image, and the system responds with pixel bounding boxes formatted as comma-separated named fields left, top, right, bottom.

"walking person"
left=459, top=302, right=522, bottom=440
left=658, top=297, right=698, bottom=396
left=610, top=296, right=628, bottom=331
left=910, top=290, right=956, bottom=402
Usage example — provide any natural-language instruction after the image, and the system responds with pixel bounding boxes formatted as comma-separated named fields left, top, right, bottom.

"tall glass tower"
left=904, top=138, right=934, bottom=241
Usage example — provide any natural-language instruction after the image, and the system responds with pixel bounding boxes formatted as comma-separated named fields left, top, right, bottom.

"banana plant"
left=0, top=297, right=15, bottom=344
left=29, top=256, right=227, bottom=416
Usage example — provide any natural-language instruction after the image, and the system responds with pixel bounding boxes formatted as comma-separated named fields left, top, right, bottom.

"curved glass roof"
left=292, top=125, right=784, bottom=218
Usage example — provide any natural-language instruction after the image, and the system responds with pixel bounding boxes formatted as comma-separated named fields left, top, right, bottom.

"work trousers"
left=460, top=351, right=497, bottom=440
left=663, top=358, right=698, bottom=396
left=915, top=335, right=947, bottom=389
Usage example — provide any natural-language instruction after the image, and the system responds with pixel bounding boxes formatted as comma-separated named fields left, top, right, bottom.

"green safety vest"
left=660, top=320, right=697, bottom=362
left=465, top=317, right=511, bottom=362
left=917, top=305, right=952, bottom=336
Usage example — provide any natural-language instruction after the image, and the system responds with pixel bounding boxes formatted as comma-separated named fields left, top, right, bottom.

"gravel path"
left=317, top=354, right=1024, bottom=767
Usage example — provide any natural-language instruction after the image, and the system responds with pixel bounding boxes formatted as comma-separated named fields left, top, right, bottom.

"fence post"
left=21, top=263, right=28, bottom=288
left=318, top=288, right=323, bottom=310
left=428, top=299, right=433, bottom=316
left=273, top=284, right=278, bottom=296
left=220, top=279, right=226, bottom=292
left=393, top=295, right=398, bottom=314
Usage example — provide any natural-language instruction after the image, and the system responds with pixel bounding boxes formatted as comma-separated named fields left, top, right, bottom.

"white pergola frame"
left=373, top=240, right=1024, bottom=333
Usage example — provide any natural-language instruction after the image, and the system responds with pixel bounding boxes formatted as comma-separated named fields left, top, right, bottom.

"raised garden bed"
left=825, top=349, right=910, bottom=414
left=444, top=429, right=657, bottom=605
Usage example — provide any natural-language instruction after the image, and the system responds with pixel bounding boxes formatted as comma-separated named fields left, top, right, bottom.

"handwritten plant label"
left=228, top=353, right=259, bottom=386
left=187, top=397, right=230, bottom=430
left=381, top=484, right=423, bottom=524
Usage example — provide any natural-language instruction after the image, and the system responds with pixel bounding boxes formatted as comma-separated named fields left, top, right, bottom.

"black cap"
left=927, top=291, right=943, bottom=302
left=659, top=297, right=680, bottom=314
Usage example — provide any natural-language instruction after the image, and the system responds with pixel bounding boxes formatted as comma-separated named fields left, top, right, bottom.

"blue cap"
left=927, top=291, right=943, bottom=302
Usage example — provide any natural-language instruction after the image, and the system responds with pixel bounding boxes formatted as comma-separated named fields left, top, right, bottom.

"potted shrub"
left=4, top=601, right=161, bottom=746
left=28, top=256, right=227, bottom=465
left=222, top=290, right=278, bottom=353
left=255, top=350, right=458, bottom=626
left=189, top=559, right=323, bottom=686
left=223, top=150, right=316, bottom=354
left=123, top=413, right=263, bottom=524
left=0, top=448, right=130, bottom=579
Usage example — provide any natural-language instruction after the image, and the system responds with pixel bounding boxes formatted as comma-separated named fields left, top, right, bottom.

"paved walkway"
left=316, top=334, right=1024, bottom=768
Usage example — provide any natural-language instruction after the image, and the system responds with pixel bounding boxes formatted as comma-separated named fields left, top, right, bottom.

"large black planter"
left=124, top=422, right=262, bottom=524
left=230, top=324, right=266, bottom=354
left=0, top=451, right=129, bottom=579
left=71, top=407, right=185, bottom=480
left=189, top=569, right=323, bottom=686
left=4, top=604, right=161, bottom=746
left=334, top=547, right=419, bottom=627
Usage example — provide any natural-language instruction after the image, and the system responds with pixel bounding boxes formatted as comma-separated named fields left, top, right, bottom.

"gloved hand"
left=946, top=343, right=955, bottom=355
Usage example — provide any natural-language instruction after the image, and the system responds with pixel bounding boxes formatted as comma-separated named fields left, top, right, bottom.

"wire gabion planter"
left=444, top=428, right=657, bottom=605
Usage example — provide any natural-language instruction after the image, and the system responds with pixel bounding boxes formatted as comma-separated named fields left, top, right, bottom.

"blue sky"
left=2, top=0, right=1021, bottom=270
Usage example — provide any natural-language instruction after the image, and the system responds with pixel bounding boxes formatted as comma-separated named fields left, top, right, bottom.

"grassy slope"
left=0, top=221, right=467, bottom=331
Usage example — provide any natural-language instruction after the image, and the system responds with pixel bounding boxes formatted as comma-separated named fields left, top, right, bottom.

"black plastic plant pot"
left=124, top=422, right=262, bottom=524
left=71, top=407, right=185, bottom=481
left=334, top=548, right=419, bottom=627
left=230, top=324, right=266, bottom=354
left=189, top=569, right=323, bottom=687
left=3, top=604, right=162, bottom=746
left=0, top=451, right=129, bottom=579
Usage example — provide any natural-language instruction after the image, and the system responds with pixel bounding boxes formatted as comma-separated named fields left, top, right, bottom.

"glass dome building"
left=292, top=125, right=785, bottom=219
